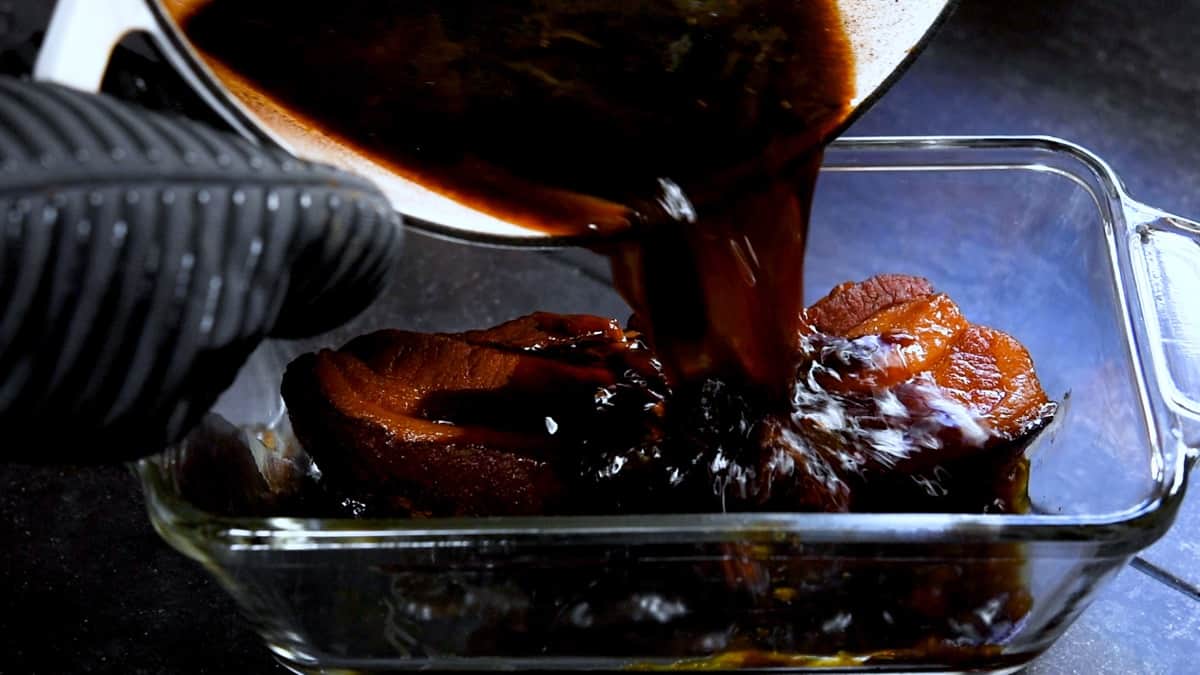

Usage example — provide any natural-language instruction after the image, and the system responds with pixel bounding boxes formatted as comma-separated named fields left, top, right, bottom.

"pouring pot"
left=34, top=0, right=954, bottom=247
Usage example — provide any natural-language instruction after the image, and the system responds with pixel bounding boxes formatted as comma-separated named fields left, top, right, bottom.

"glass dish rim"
left=135, top=134, right=1198, bottom=555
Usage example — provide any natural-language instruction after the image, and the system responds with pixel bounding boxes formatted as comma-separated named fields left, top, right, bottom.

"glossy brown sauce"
left=170, top=5, right=1060, bottom=665
left=173, top=0, right=854, bottom=398
left=177, top=0, right=1057, bottom=517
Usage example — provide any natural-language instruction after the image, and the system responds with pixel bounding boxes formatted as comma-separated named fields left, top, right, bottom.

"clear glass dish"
left=136, top=136, right=1200, bottom=673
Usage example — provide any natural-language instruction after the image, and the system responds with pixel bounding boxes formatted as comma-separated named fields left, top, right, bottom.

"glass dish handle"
left=1125, top=199, right=1200, bottom=468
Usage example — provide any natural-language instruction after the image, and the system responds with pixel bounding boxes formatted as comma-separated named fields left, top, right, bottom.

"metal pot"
left=34, top=0, right=954, bottom=246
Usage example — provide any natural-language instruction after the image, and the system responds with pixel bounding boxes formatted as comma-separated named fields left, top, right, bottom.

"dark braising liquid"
left=171, top=0, right=855, bottom=400
left=175, top=4, right=1055, bottom=662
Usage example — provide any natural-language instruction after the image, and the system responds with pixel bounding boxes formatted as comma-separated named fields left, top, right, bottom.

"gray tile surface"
left=1142, top=472, right=1200, bottom=592
left=847, top=1, right=1200, bottom=220
left=1026, top=566, right=1200, bottom=675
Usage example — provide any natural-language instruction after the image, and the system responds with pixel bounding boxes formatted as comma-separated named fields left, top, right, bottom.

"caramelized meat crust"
left=282, top=313, right=667, bottom=516
left=804, top=275, right=1051, bottom=439
left=804, top=274, right=935, bottom=335
left=282, top=277, right=1055, bottom=517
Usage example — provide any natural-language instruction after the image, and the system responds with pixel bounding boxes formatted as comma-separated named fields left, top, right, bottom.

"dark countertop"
left=2, top=1, right=1199, bottom=673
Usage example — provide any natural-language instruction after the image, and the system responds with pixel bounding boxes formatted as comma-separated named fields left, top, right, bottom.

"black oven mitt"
left=0, top=76, right=403, bottom=462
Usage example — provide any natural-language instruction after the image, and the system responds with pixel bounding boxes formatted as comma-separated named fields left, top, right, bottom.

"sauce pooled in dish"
left=280, top=275, right=1054, bottom=517
left=169, top=0, right=1057, bottom=517
left=172, top=2, right=1057, bottom=663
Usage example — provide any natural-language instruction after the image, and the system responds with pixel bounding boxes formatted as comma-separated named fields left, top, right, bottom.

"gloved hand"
left=0, top=76, right=403, bottom=462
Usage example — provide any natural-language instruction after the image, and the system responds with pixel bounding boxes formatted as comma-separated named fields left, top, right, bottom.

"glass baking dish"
left=136, top=136, right=1200, bottom=673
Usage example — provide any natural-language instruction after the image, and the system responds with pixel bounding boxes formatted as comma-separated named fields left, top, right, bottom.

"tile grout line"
left=1130, top=556, right=1200, bottom=603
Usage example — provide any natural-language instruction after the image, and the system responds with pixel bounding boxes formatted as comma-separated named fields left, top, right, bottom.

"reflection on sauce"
left=171, top=0, right=853, bottom=397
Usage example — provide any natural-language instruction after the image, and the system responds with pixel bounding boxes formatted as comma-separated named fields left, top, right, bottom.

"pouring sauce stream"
left=169, top=0, right=855, bottom=401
